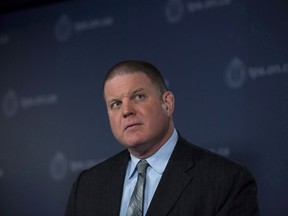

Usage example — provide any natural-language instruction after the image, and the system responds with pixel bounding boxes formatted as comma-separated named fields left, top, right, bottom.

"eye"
left=134, top=94, right=145, bottom=101
left=110, top=101, right=121, bottom=109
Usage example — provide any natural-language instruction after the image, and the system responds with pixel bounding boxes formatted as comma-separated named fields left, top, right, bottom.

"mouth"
left=124, top=123, right=142, bottom=131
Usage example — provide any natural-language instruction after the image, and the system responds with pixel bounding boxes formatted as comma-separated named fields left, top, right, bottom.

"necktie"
left=126, top=160, right=149, bottom=216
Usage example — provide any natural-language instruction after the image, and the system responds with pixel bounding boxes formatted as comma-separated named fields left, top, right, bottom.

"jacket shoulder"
left=176, top=136, right=251, bottom=175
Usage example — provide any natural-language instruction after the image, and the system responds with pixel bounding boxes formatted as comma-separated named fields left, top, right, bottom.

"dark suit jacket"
left=65, top=136, right=259, bottom=216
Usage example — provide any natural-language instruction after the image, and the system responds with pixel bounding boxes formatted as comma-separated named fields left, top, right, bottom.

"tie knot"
left=137, top=160, right=149, bottom=175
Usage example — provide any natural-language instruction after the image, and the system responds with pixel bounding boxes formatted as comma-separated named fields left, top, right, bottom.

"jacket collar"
left=146, top=136, right=195, bottom=216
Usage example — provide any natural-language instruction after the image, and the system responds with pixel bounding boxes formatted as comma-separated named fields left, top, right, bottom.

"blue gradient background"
left=0, top=0, right=287, bottom=215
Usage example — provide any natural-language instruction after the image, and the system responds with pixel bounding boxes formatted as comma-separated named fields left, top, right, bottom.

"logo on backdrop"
left=165, top=0, right=185, bottom=24
left=225, top=57, right=246, bottom=89
left=2, top=90, right=58, bottom=118
left=50, top=151, right=68, bottom=181
left=49, top=151, right=102, bottom=181
left=209, top=147, right=231, bottom=157
left=165, top=0, right=232, bottom=23
left=186, top=0, right=231, bottom=13
left=2, top=90, right=19, bottom=118
left=225, top=57, right=288, bottom=89
left=54, top=13, right=114, bottom=42
left=54, top=14, right=73, bottom=42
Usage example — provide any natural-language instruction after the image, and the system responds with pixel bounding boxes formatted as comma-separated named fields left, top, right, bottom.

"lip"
left=124, top=123, right=142, bottom=131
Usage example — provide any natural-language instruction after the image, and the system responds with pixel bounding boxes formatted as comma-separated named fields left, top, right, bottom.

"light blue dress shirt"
left=119, top=129, right=178, bottom=216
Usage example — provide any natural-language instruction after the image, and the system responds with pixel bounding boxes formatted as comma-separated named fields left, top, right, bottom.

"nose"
left=122, top=100, right=135, bottom=118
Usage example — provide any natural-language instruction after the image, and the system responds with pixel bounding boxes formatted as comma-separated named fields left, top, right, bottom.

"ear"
left=161, top=91, right=175, bottom=116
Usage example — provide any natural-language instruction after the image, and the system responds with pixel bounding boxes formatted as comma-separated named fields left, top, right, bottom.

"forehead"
left=104, top=72, right=155, bottom=98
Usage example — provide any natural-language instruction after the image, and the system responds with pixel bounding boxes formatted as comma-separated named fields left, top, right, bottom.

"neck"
left=129, top=124, right=174, bottom=159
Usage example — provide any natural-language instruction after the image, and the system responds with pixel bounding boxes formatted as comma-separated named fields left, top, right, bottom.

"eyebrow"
left=106, top=88, right=145, bottom=104
left=131, top=88, right=144, bottom=95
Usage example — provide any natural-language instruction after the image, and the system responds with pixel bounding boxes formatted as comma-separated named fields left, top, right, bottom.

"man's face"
left=104, top=72, right=174, bottom=157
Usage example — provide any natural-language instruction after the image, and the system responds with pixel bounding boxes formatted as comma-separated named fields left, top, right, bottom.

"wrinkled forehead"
left=103, top=72, right=156, bottom=99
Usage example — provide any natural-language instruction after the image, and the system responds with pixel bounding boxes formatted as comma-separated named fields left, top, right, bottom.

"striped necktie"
left=126, top=160, right=149, bottom=216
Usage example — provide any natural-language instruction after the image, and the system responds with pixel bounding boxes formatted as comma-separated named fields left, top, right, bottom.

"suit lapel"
left=146, top=137, right=195, bottom=216
left=104, top=150, right=130, bottom=215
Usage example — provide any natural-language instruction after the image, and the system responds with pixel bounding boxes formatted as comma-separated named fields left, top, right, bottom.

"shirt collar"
left=127, top=129, right=178, bottom=179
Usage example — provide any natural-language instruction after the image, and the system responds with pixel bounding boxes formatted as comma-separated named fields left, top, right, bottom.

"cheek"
left=108, top=115, right=119, bottom=132
left=146, top=106, right=167, bottom=124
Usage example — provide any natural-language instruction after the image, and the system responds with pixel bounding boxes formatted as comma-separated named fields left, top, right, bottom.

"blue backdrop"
left=0, top=0, right=288, bottom=215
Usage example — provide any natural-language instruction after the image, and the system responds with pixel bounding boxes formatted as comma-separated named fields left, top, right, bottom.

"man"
left=65, top=60, right=259, bottom=216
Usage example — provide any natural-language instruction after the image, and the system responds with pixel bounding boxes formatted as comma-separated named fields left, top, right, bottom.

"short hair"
left=103, top=60, right=168, bottom=96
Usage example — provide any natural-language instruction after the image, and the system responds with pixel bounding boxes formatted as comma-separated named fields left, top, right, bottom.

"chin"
left=121, top=133, right=144, bottom=145
left=123, top=139, right=146, bottom=149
